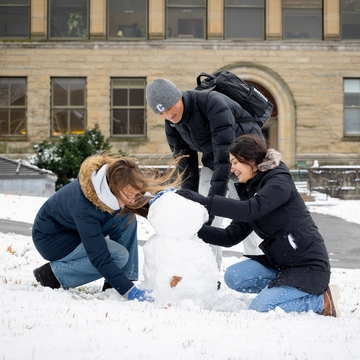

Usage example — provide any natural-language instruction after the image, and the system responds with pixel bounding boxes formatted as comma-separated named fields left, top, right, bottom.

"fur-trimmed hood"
left=258, top=148, right=282, bottom=172
left=79, top=155, right=115, bottom=214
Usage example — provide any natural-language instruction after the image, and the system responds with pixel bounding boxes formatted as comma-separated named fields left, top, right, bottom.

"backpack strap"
left=196, top=88, right=213, bottom=118
left=196, top=72, right=216, bottom=87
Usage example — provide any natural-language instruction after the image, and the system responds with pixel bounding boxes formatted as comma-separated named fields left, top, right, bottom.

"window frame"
left=110, top=77, right=147, bottom=138
left=341, top=0, right=360, bottom=40
left=0, top=77, right=27, bottom=139
left=107, top=0, right=148, bottom=40
left=282, top=0, right=323, bottom=41
left=50, top=77, right=87, bottom=137
left=165, top=0, right=207, bottom=40
left=0, top=1, right=30, bottom=39
left=343, top=78, right=360, bottom=138
left=48, top=0, right=89, bottom=40
left=224, top=0, right=265, bottom=40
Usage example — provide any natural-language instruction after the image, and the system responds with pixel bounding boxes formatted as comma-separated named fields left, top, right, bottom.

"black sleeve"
left=208, top=172, right=293, bottom=222
left=165, top=120, right=199, bottom=191
left=197, top=220, right=253, bottom=247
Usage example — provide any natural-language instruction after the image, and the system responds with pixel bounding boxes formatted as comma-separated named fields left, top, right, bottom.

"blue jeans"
left=51, top=214, right=138, bottom=289
left=224, top=259, right=324, bottom=314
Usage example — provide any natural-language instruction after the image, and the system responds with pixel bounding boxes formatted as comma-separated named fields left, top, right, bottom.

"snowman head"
left=148, top=191, right=209, bottom=238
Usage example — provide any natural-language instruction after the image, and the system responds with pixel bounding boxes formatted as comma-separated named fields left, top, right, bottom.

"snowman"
left=141, top=191, right=219, bottom=308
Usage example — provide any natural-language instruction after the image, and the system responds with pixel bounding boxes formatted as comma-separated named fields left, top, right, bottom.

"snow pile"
left=142, top=192, right=219, bottom=307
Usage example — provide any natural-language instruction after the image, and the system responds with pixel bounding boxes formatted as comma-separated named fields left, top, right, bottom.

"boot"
left=322, top=285, right=341, bottom=317
left=102, top=281, right=113, bottom=291
left=33, top=263, right=61, bottom=289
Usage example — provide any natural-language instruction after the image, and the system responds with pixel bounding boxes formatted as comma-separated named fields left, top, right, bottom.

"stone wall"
left=0, top=0, right=359, bottom=168
left=308, top=166, right=360, bottom=200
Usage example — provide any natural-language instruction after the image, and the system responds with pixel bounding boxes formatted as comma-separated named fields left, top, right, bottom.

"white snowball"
left=147, top=192, right=208, bottom=238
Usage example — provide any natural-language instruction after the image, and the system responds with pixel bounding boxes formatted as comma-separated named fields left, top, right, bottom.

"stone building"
left=0, top=0, right=360, bottom=168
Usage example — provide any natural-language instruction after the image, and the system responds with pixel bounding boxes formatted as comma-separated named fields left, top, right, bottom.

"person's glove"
left=176, top=189, right=212, bottom=210
left=127, top=286, right=154, bottom=302
left=205, top=214, right=215, bottom=226
left=149, top=187, right=177, bottom=205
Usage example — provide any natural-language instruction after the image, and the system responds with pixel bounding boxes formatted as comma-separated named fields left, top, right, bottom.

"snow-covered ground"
left=1, top=191, right=360, bottom=360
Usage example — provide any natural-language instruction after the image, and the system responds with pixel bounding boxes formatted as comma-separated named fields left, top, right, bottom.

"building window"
left=283, top=0, right=322, bottom=40
left=166, top=0, right=206, bottom=39
left=344, top=79, right=360, bottom=137
left=51, top=78, right=86, bottom=136
left=108, top=0, right=147, bottom=39
left=224, top=0, right=264, bottom=40
left=49, top=0, right=88, bottom=39
left=0, top=78, right=27, bottom=137
left=341, top=0, right=360, bottom=40
left=0, top=1, right=29, bottom=39
left=111, top=78, right=146, bottom=137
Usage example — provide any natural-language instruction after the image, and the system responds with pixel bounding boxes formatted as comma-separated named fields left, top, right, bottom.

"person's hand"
left=176, top=189, right=212, bottom=210
left=149, top=188, right=177, bottom=206
left=127, top=286, right=154, bottom=302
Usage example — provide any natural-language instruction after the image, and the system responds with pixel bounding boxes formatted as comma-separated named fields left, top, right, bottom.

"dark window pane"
left=0, top=1, right=29, bottom=4
left=49, top=0, right=88, bottom=39
left=225, top=0, right=264, bottom=5
left=111, top=78, right=145, bottom=136
left=53, top=79, right=68, bottom=106
left=283, top=9, right=322, bottom=39
left=108, top=0, right=147, bottom=39
left=10, top=108, right=26, bottom=135
left=341, top=0, right=360, bottom=39
left=0, top=109, right=8, bottom=134
left=167, top=7, right=206, bottom=38
left=70, top=109, right=85, bottom=134
left=70, top=79, right=85, bottom=106
left=0, top=79, right=8, bottom=106
left=225, top=8, right=264, bottom=39
left=168, top=0, right=205, bottom=5
left=113, top=88, right=128, bottom=106
left=284, top=0, right=322, bottom=6
left=53, top=109, right=68, bottom=135
left=0, top=78, right=26, bottom=136
left=113, top=109, right=128, bottom=135
left=344, top=108, right=360, bottom=135
left=344, top=93, right=360, bottom=106
left=129, top=109, right=144, bottom=134
left=129, top=88, right=144, bottom=106
left=10, top=79, right=26, bottom=106
left=0, top=6, right=29, bottom=38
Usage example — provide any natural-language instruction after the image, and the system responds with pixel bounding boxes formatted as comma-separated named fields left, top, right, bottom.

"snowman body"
left=142, top=192, right=219, bottom=308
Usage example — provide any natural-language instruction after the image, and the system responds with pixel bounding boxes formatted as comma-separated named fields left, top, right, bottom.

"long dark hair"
left=228, top=134, right=268, bottom=167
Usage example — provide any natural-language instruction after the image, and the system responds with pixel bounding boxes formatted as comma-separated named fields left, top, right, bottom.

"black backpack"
left=195, top=70, right=274, bottom=127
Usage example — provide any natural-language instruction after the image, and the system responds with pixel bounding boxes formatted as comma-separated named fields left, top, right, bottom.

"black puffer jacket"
left=198, top=149, right=331, bottom=295
left=165, top=90, right=262, bottom=197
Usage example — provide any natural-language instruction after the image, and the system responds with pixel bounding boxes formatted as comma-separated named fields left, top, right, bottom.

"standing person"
left=32, top=154, right=181, bottom=302
left=145, top=78, right=265, bottom=271
left=177, top=134, right=340, bottom=316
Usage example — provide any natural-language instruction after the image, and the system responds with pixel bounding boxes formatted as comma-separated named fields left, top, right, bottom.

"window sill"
left=0, top=136, right=27, bottom=141
left=342, top=137, right=360, bottom=142
left=109, top=136, right=148, bottom=142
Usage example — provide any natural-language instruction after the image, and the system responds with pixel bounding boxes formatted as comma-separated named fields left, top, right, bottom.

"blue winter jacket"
left=32, top=156, right=135, bottom=295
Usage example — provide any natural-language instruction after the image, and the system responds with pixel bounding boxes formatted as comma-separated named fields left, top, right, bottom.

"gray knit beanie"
left=146, top=78, right=182, bottom=114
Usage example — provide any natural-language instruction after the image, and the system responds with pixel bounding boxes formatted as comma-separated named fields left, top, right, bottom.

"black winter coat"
left=165, top=90, right=262, bottom=197
left=198, top=158, right=331, bottom=295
